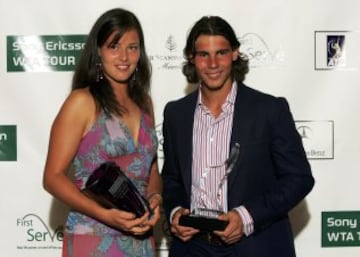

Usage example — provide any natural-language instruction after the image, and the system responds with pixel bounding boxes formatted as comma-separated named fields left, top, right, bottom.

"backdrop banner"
left=1, top=1, right=360, bottom=256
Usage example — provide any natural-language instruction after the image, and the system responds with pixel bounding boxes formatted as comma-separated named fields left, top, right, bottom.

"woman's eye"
left=129, top=45, right=139, bottom=51
left=109, top=43, right=118, bottom=50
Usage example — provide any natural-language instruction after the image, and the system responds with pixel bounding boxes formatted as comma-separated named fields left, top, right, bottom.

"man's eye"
left=218, top=50, right=230, bottom=55
left=197, top=52, right=208, bottom=57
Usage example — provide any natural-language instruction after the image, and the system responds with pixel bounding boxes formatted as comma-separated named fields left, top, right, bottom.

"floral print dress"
left=62, top=110, right=158, bottom=257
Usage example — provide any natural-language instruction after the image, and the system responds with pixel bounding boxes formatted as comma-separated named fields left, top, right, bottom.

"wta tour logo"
left=327, top=35, right=345, bottom=67
left=322, top=211, right=360, bottom=247
left=0, top=125, right=17, bottom=161
left=7, top=35, right=86, bottom=72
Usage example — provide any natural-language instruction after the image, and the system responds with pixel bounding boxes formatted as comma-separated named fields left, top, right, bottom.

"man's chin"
left=201, top=82, right=225, bottom=91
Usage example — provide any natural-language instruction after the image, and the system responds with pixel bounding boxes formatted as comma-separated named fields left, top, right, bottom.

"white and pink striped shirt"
left=170, top=82, right=254, bottom=235
left=191, top=82, right=235, bottom=216
left=190, top=81, right=254, bottom=235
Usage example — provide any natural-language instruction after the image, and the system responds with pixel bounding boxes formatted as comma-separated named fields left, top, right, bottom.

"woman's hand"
left=103, top=208, right=152, bottom=235
left=145, top=193, right=162, bottom=227
left=101, top=193, right=162, bottom=235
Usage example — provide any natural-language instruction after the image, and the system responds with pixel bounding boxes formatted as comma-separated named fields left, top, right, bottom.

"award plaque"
left=179, top=213, right=228, bottom=231
left=179, top=143, right=240, bottom=231
left=82, top=161, right=153, bottom=218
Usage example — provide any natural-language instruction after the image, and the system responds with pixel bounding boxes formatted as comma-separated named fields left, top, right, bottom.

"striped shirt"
left=190, top=81, right=254, bottom=235
left=191, top=83, right=236, bottom=216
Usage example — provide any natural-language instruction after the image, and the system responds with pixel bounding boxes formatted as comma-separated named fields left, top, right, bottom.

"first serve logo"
left=16, top=213, right=63, bottom=250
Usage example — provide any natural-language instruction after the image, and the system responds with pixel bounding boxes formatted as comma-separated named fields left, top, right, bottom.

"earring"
left=129, top=68, right=138, bottom=89
left=96, top=63, right=104, bottom=82
left=132, top=67, right=138, bottom=81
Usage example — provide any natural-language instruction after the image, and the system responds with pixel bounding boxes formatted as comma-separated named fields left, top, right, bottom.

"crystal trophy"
left=179, top=143, right=240, bottom=231
left=82, top=161, right=153, bottom=218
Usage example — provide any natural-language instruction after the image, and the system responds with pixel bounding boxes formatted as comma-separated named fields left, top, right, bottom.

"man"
left=161, top=15, right=314, bottom=257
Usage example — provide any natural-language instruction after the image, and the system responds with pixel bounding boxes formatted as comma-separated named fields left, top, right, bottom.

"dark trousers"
left=183, top=237, right=237, bottom=257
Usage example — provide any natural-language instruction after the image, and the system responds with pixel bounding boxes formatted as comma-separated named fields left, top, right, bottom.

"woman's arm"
left=43, top=89, right=151, bottom=234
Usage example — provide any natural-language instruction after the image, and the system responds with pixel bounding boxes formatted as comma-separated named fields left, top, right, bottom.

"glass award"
left=179, top=143, right=240, bottom=231
left=82, top=161, right=153, bottom=218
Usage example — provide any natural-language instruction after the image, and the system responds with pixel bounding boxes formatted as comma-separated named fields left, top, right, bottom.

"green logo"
left=7, top=35, right=87, bottom=72
left=322, top=211, right=360, bottom=247
left=0, top=125, right=17, bottom=161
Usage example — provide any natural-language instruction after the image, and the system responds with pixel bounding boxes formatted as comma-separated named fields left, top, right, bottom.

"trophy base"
left=179, top=215, right=228, bottom=231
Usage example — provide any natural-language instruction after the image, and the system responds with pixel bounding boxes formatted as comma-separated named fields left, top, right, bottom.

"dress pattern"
left=62, top=110, right=158, bottom=257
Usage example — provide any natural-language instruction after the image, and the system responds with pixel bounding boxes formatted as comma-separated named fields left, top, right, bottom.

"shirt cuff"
left=234, top=205, right=254, bottom=236
left=170, top=206, right=182, bottom=223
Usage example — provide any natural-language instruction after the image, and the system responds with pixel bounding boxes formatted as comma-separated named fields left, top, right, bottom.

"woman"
left=43, top=8, right=162, bottom=257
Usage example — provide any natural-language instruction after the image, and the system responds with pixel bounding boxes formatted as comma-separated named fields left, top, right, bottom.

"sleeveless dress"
left=62, top=110, right=158, bottom=257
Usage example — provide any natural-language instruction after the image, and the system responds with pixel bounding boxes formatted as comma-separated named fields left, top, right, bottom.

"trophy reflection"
left=82, top=161, right=153, bottom=218
left=179, top=143, right=240, bottom=231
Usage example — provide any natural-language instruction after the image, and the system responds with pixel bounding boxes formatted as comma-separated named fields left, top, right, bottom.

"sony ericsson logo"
left=7, top=35, right=87, bottom=72
left=322, top=211, right=360, bottom=247
left=0, top=125, right=17, bottom=161
left=0, top=132, right=7, bottom=142
left=149, top=35, right=183, bottom=70
left=16, top=213, right=63, bottom=249
left=238, top=32, right=285, bottom=68
left=0, top=133, right=6, bottom=157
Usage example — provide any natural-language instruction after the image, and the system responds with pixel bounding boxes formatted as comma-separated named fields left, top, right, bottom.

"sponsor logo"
left=0, top=125, right=17, bottom=161
left=155, top=123, right=164, bottom=160
left=149, top=35, right=184, bottom=70
left=16, top=213, right=63, bottom=250
left=322, top=211, right=360, bottom=247
left=238, top=32, right=286, bottom=68
left=155, top=123, right=164, bottom=170
left=165, top=35, right=177, bottom=52
left=296, top=120, right=334, bottom=159
left=7, top=35, right=86, bottom=72
left=315, top=31, right=359, bottom=70
left=327, top=35, right=346, bottom=67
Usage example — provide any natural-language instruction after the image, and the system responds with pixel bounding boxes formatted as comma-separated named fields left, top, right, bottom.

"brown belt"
left=195, top=232, right=226, bottom=246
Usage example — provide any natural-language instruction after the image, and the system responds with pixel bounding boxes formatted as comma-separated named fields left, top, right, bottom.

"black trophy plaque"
left=82, top=161, right=153, bottom=218
left=179, top=215, right=228, bottom=231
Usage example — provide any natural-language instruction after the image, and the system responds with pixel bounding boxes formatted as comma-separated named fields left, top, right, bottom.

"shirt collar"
left=196, top=81, right=238, bottom=108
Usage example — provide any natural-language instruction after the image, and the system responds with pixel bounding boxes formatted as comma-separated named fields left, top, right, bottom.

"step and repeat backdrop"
left=1, top=0, right=360, bottom=256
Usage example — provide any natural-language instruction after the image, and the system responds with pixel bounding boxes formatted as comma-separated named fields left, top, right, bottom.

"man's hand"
left=214, top=210, right=244, bottom=244
left=171, top=208, right=199, bottom=242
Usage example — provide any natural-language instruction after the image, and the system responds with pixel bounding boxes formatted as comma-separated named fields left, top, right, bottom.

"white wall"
left=1, top=0, right=360, bottom=256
